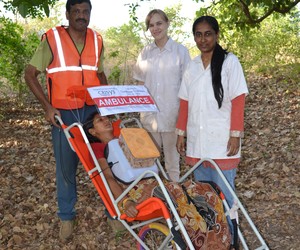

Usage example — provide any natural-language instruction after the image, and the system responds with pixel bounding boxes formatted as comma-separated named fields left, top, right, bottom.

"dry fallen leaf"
left=0, top=73, right=299, bottom=250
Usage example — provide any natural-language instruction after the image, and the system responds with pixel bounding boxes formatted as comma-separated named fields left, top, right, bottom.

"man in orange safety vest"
left=25, top=0, right=107, bottom=241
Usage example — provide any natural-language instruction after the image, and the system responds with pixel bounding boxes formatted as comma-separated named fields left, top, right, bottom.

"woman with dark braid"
left=175, top=16, right=248, bottom=243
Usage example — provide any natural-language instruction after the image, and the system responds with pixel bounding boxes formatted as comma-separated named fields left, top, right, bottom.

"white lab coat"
left=178, top=53, right=248, bottom=159
left=133, top=38, right=191, bottom=132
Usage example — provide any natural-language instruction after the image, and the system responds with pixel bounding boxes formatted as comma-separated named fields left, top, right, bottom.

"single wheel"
left=137, top=222, right=174, bottom=250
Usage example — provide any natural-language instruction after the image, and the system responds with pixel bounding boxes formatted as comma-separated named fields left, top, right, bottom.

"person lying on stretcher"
left=83, top=112, right=158, bottom=218
left=83, top=112, right=231, bottom=249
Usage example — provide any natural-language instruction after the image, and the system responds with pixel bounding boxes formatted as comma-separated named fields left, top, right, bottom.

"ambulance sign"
left=87, top=85, right=158, bottom=115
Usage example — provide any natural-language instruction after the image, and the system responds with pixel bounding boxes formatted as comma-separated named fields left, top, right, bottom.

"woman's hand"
left=124, top=200, right=138, bottom=218
left=227, top=137, right=240, bottom=156
left=176, top=135, right=186, bottom=156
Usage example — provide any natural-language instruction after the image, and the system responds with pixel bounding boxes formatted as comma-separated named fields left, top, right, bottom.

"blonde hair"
left=145, top=9, right=169, bottom=30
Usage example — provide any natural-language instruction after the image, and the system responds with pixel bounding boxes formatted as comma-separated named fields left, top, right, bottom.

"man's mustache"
left=76, top=18, right=87, bottom=23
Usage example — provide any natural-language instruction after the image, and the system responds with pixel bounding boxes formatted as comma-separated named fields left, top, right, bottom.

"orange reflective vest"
left=44, top=26, right=103, bottom=109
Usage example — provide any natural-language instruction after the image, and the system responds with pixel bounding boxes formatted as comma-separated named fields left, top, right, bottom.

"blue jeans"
left=194, top=164, right=237, bottom=240
left=52, top=105, right=97, bottom=221
left=194, top=165, right=236, bottom=207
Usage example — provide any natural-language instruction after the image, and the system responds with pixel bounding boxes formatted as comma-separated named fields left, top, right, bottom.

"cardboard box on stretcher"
left=119, top=128, right=160, bottom=168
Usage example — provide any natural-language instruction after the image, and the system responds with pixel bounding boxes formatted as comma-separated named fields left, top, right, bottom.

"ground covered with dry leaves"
left=0, top=73, right=299, bottom=250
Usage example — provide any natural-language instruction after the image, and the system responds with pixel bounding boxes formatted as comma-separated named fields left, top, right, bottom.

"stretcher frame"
left=55, top=115, right=193, bottom=249
left=179, top=160, right=269, bottom=250
left=55, top=115, right=269, bottom=250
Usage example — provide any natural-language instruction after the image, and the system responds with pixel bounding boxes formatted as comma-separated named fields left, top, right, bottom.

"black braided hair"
left=192, top=16, right=228, bottom=108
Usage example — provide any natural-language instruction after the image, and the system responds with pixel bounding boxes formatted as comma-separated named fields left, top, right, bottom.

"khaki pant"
left=150, top=132, right=180, bottom=181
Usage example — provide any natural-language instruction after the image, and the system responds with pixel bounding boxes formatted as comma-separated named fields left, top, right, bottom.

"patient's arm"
left=98, top=157, right=138, bottom=217
left=98, top=157, right=124, bottom=198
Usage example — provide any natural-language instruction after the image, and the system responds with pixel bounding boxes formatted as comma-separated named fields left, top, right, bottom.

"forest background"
left=0, top=0, right=299, bottom=249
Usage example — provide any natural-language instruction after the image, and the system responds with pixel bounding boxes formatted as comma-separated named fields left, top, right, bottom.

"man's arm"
left=25, top=64, right=61, bottom=126
left=97, top=157, right=138, bottom=218
left=97, top=71, right=108, bottom=85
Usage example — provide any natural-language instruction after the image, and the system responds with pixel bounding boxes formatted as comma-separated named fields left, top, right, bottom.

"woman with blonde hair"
left=133, top=9, right=191, bottom=181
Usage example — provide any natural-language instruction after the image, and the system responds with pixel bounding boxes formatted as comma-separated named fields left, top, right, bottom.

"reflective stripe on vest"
left=45, top=26, right=102, bottom=109
left=47, top=65, right=98, bottom=73
left=46, top=27, right=99, bottom=74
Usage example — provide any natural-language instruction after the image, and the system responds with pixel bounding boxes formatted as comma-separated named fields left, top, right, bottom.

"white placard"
left=87, top=85, right=158, bottom=116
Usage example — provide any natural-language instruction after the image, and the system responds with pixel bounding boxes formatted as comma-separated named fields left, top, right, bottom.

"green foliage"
left=2, top=0, right=58, bottom=18
left=163, top=4, right=191, bottom=44
left=0, top=17, right=40, bottom=95
left=193, top=0, right=300, bottom=30
left=21, top=1, right=63, bottom=34
left=108, top=66, right=122, bottom=84
left=267, top=63, right=300, bottom=88
left=219, top=11, right=300, bottom=73
left=104, top=21, right=144, bottom=84
left=125, top=2, right=140, bottom=23
left=2, top=0, right=299, bottom=30
left=124, top=0, right=152, bottom=23
left=0, top=1, right=62, bottom=97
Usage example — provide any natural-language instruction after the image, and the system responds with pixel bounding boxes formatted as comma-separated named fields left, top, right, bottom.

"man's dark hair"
left=66, top=0, right=92, bottom=12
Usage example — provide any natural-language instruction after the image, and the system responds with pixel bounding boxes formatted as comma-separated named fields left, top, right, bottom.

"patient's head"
left=83, top=112, right=114, bottom=143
